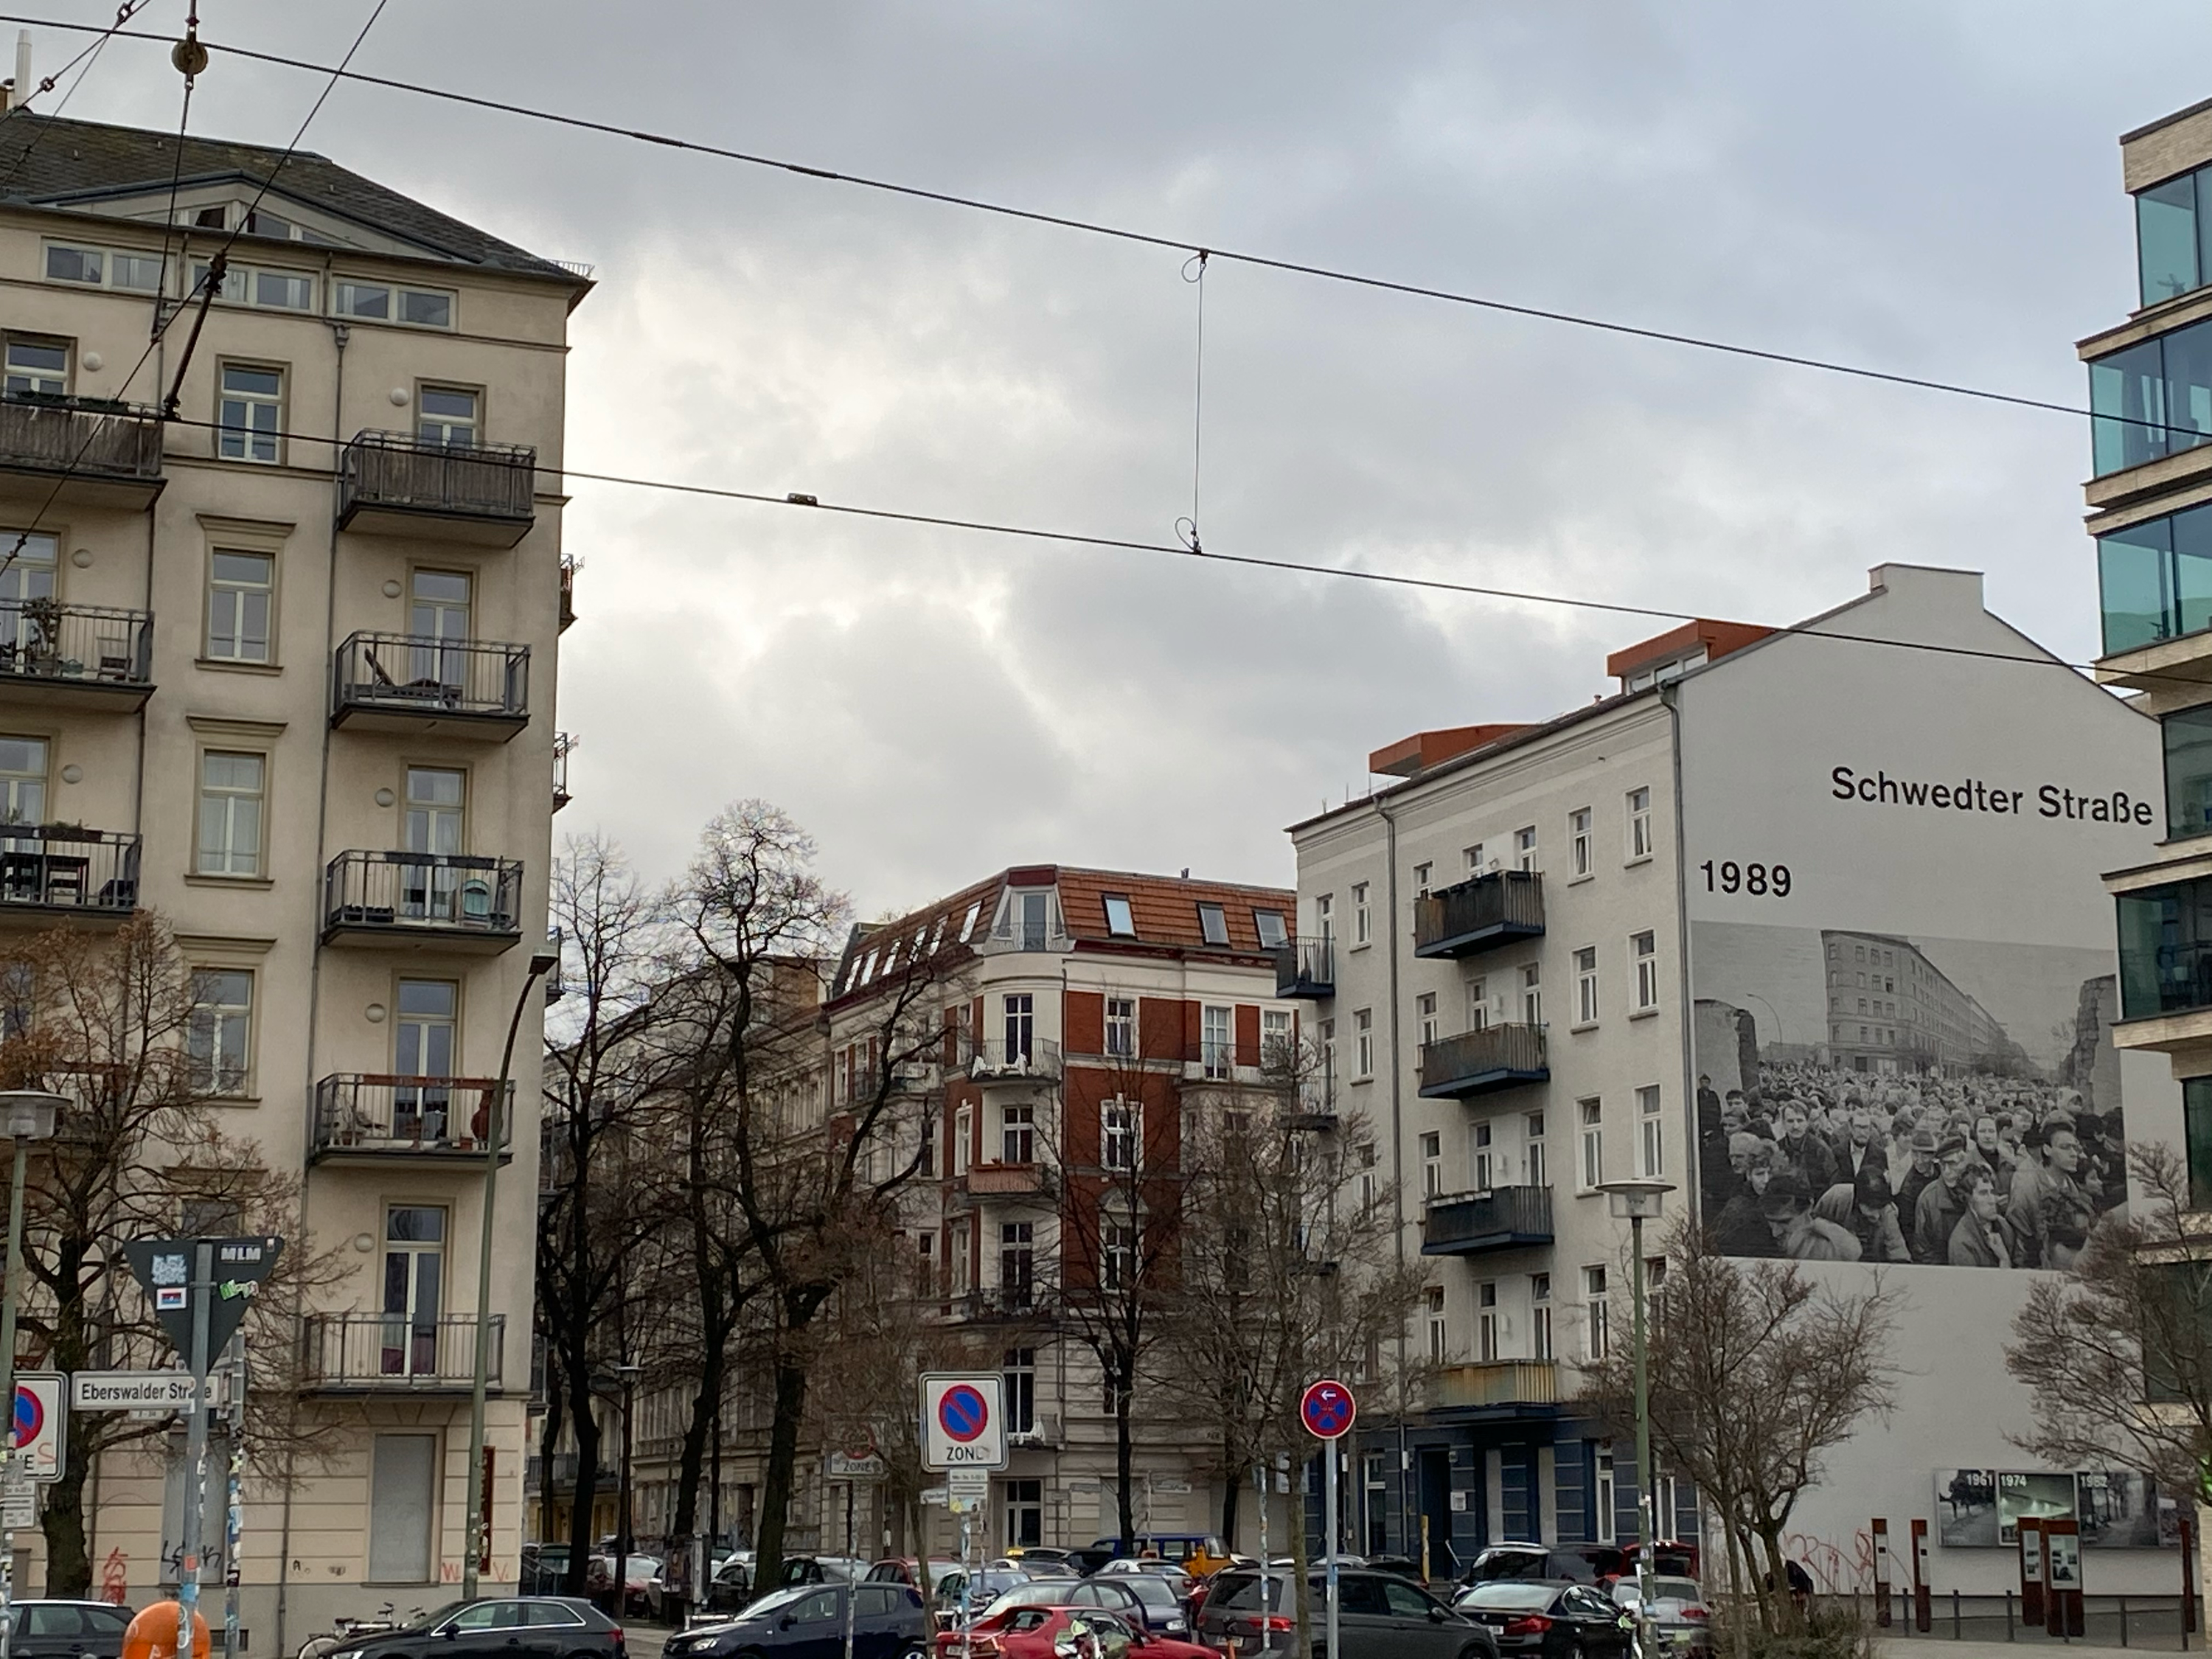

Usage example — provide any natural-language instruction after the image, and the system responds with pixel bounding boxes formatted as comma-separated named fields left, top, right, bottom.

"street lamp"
left=615, top=1361, right=642, bottom=1578
left=460, top=948, right=560, bottom=1601
left=0, top=1090, right=63, bottom=1659
left=1597, top=1177, right=1674, bottom=1655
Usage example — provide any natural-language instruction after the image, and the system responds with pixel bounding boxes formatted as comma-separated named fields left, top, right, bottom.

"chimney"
left=11, top=33, right=29, bottom=114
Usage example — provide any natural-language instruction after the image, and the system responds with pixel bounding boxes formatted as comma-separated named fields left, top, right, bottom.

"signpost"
left=70, top=1371, right=229, bottom=1412
left=1301, top=1380, right=1356, bottom=1659
left=7, top=1374, right=62, bottom=1481
left=921, top=1377, right=1006, bottom=1659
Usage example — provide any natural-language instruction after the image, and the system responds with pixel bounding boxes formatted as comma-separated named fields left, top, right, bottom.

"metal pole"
left=842, top=1483, right=855, bottom=1659
left=1324, top=1444, right=1339, bottom=1659
left=0, top=1133, right=29, bottom=1659
left=223, top=1333, right=245, bottom=1659
left=1256, top=1464, right=1270, bottom=1659
left=1630, top=1214, right=1655, bottom=1658
left=462, top=955, right=552, bottom=1600
left=179, top=1239, right=215, bottom=1659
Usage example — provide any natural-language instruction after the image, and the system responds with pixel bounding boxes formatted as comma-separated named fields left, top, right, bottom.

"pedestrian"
left=1913, top=1136, right=1974, bottom=1265
left=1761, top=1172, right=1862, bottom=1262
left=1775, top=1099, right=1840, bottom=1196
left=1947, top=1166, right=2012, bottom=1267
left=1714, top=1139, right=1781, bottom=1256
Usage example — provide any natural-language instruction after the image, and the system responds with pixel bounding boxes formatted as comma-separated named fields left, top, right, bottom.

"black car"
left=1453, top=1583, right=1636, bottom=1659
left=1055, top=1576, right=1190, bottom=1638
left=326, top=1598, right=625, bottom=1659
left=1197, top=1569, right=1494, bottom=1659
left=666, top=1585, right=929, bottom=1659
left=709, top=1557, right=759, bottom=1615
left=1460, top=1548, right=1596, bottom=1587
left=8, top=1601, right=133, bottom=1659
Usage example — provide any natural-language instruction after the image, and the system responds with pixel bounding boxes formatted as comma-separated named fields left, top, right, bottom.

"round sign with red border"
left=937, top=1383, right=990, bottom=1443
left=1300, top=1378, right=1356, bottom=1441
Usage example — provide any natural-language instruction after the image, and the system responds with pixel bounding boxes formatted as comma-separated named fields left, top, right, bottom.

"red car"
left=934, top=1607, right=1208, bottom=1659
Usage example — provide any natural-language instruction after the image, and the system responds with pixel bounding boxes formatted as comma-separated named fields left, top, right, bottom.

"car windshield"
left=1461, top=1585, right=1559, bottom=1612
left=627, top=1558, right=658, bottom=1576
left=408, top=1604, right=471, bottom=1632
left=1216, top=1576, right=1287, bottom=1612
left=985, top=1582, right=1082, bottom=1615
left=1470, top=1553, right=1549, bottom=1582
left=1118, top=1579, right=1175, bottom=1607
left=742, top=1587, right=817, bottom=1619
left=1648, top=1579, right=1701, bottom=1602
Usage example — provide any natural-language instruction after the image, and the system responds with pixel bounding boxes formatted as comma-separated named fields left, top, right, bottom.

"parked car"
left=317, top=1598, right=626, bottom=1659
left=1084, top=1538, right=1222, bottom=1574
left=707, top=1555, right=757, bottom=1615
left=664, top=1584, right=928, bottom=1659
left=521, top=1546, right=574, bottom=1597
left=585, top=1556, right=664, bottom=1616
left=939, top=1571, right=1037, bottom=1621
left=1006, top=1548, right=1079, bottom=1573
left=1197, top=1569, right=1494, bottom=1659
left=868, top=1560, right=970, bottom=1594
left=1062, top=1576, right=1191, bottom=1638
left=1460, top=1548, right=1596, bottom=1587
left=1608, top=1577, right=1711, bottom=1657
left=935, top=1607, right=1212, bottom=1659
left=1453, top=1582, right=1636, bottom=1659
left=782, top=1558, right=872, bottom=1589
left=7, top=1601, right=133, bottom=1659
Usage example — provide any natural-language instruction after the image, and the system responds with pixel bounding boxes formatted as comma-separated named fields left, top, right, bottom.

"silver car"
left=1609, top=1576, right=1711, bottom=1657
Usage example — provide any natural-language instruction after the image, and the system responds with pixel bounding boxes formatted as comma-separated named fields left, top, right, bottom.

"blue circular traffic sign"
left=938, top=1383, right=990, bottom=1443
left=1301, top=1379, right=1356, bottom=1440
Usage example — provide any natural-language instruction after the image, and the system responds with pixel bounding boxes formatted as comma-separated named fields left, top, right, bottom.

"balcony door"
left=0, top=534, right=55, bottom=669
left=380, top=1205, right=446, bottom=1377
left=0, top=737, right=46, bottom=874
left=401, top=766, right=465, bottom=920
left=408, top=568, right=471, bottom=692
left=393, top=978, right=457, bottom=1144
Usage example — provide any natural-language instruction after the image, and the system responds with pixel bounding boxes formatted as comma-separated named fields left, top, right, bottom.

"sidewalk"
left=1883, top=1644, right=2145, bottom=1659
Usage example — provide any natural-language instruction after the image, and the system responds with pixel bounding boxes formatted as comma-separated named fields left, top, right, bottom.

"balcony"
left=0, top=394, right=164, bottom=509
left=1421, top=1186, right=1554, bottom=1256
left=301, top=1312, right=504, bottom=1392
left=0, top=827, right=139, bottom=927
left=545, top=928, right=566, bottom=1004
left=970, top=1037, right=1062, bottom=1085
left=1431, top=1360, right=1563, bottom=1413
left=1274, top=939, right=1334, bottom=998
left=560, top=556, right=577, bottom=633
left=322, top=850, right=524, bottom=953
left=0, top=602, right=153, bottom=711
left=337, top=431, right=535, bottom=548
left=553, top=731, right=574, bottom=813
left=1414, top=871, right=1545, bottom=959
left=1417, top=1023, right=1548, bottom=1099
left=957, top=1287, right=1048, bottom=1322
left=953, top=1161, right=1057, bottom=1207
left=309, top=1073, right=513, bottom=1165
left=330, top=632, right=529, bottom=740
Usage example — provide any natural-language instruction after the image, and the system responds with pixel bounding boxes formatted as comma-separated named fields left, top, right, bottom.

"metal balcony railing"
left=0, top=394, right=163, bottom=493
left=955, top=1161, right=1056, bottom=1203
left=1414, top=870, right=1545, bottom=959
left=1420, top=1186, right=1554, bottom=1256
left=0, top=601, right=152, bottom=692
left=310, top=1073, right=513, bottom=1161
left=545, top=928, right=566, bottom=1004
left=553, top=731, right=574, bottom=812
left=301, top=1312, right=504, bottom=1388
left=1417, top=1023, right=1549, bottom=1099
left=338, top=431, right=535, bottom=541
left=322, top=850, right=524, bottom=942
left=969, top=1037, right=1062, bottom=1082
left=0, top=827, right=140, bottom=918
left=559, top=556, right=577, bottom=633
left=1432, top=1360, right=1562, bottom=1410
left=1274, top=939, right=1334, bottom=998
left=331, top=632, right=529, bottom=726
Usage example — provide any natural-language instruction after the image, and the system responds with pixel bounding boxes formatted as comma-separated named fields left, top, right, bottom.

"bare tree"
left=1580, top=1219, right=1900, bottom=1635
left=2006, top=1140, right=2212, bottom=1497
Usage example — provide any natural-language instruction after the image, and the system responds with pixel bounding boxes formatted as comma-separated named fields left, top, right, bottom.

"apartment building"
left=0, top=108, right=585, bottom=1635
left=1283, top=565, right=2183, bottom=1591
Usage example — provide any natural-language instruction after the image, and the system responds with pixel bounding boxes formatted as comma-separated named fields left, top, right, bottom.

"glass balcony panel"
left=2168, top=319, right=2212, bottom=459
left=2140, top=174, right=2202, bottom=308
left=2093, top=338, right=2171, bottom=476
left=2166, top=706, right=2212, bottom=841
left=2117, top=877, right=2212, bottom=1018
left=2099, top=518, right=2173, bottom=654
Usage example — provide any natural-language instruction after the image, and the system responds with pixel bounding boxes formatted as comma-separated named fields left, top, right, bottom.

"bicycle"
left=296, top=1601, right=424, bottom=1659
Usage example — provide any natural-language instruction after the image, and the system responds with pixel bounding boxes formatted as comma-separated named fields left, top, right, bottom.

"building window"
left=1638, top=1084, right=1663, bottom=1178
left=380, top=1205, right=445, bottom=1377
left=1570, top=809, right=1592, bottom=877
left=1464, top=842, right=1486, bottom=874
left=44, top=243, right=159, bottom=291
left=1102, top=1220, right=1135, bottom=1290
left=1261, top=1006, right=1293, bottom=1065
left=205, top=550, right=274, bottom=664
left=1003, top=992, right=1033, bottom=1063
left=1477, top=1281, right=1500, bottom=1362
left=950, top=1221, right=972, bottom=1297
left=1413, top=862, right=1433, bottom=898
left=418, top=385, right=479, bottom=447
left=1521, top=964, right=1541, bottom=1026
left=1320, top=1018, right=1336, bottom=1089
left=1000, top=1223, right=1034, bottom=1308
left=1102, top=893, right=1135, bottom=936
left=3, top=335, right=67, bottom=398
left=195, top=751, right=265, bottom=877
left=0, top=736, right=46, bottom=830
left=953, top=1106, right=973, bottom=1177
left=187, top=969, right=252, bottom=1096
left=1575, top=947, right=1599, bottom=1025
left=334, top=280, right=456, bottom=328
left=1632, top=931, right=1659, bottom=1012
left=1466, top=978, right=1488, bottom=1032
left=1352, top=883, right=1371, bottom=945
left=1102, top=1099, right=1138, bottom=1172
left=2092, top=315, right=2212, bottom=479
left=215, top=363, right=283, bottom=463
left=1004, top=1476, right=1043, bottom=1550
left=1105, top=996, right=1135, bottom=1057
left=1354, top=1007, right=1374, bottom=1079
left=1514, top=827, right=1537, bottom=872
left=394, top=979, right=459, bottom=1137
left=1470, top=1120, right=1494, bottom=1190
left=1420, top=1130, right=1442, bottom=1197
left=1004, top=1349, right=1036, bottom=1434
left=2138, top=161, right=2212, bottom=307
left=1202, top=1004, right=1233, bottom=1079
left=2099, top=503, right=2212, bottom=655
left=1531, top=1273, right=1553, bottom=1361
left=2186, top=1077, right=2212, bottom=1210
left=914, top=1232, right=936, bottom=1297
left=1416, top=992, right=1438, bottom=1048
left=1584, top=1266, right=1610, bottom=1360
left=368, top=1433, right=437, bottom=1584
left=1425, top=1286, right=1447, bottom=1363
left=1197, top=901, right=1229, bottom=946
left=1595, top=1447, right=1617, bottom=1544
left=1579, top=1098, right=1603, bottom=1189
left=1526, top=1112, right=1547, bottom=1187
left=1359, top=1143, right=1379, bottom=1214
left=1002, top=1103, right=1034, bottom=1164
left=1627, top=787, right=1652, bottom=860
left=1253, top=907, right=1287, bottom=948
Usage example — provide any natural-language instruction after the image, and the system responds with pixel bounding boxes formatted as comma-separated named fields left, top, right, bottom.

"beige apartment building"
left=0, top=105, right=587, bottom=1640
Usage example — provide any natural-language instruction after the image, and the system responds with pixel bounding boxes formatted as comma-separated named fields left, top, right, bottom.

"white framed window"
left=1584, top=1265, right=1610, bottom=1360
left=1354, top=1008, right=1374, bottom=1079
left=1102, top=1220, right=1136, bottom=1290
left=1004, top=1347, right=1037, bottom=1433
left=1526, top=1111, right=1547, bottom=1187
left=1470, top=1120, right=1494, bottom=1190
left=1638, top=1084, right=1663, bottom=1178
left=1102, top=1098, right=1139, bottom=1171
left=1627, top=787, right=1653, bottom=860
left=953, top=1105, right=973, bottom=1176
left=1105, top=995, right=1135, bottom=1057
left=1352, top=883, right=1371, bottom=945
left=215, top=362, right=282, bottom=463
left=1466, top=978, right=1488, bottom=1032
left=1514, top=827, right=1537, bottom=872
left=1359, top=1143, right=1378, bottom=1214
left=206, top=550, right=274, bottom=664
left=1002, top=992, right=1034, bottom=1063
left=1570, top=808, right=1593, bottom=877
left=1260, top=1006, right=1293, bottom=1063
left=1000, top=1222, right=1034, bottom=1308
left=418, top=385, right=479, bottom=447
left=0, top=736, right=46, bottom=830
left=1521, top=964, right=1542, bottom=1026
left=1413, top=862, right=1433, bottom=898
left=1197, top=900, right=1229, bottom=946
left=4, top=335, right=67, bottom=398
left=333, top=279, right=456, bottom=329
left=1002, top=1103, right=1034, bottom=1164
left=1595, top=1447, right=1617, bottom=1543
left=187, top=968, right=253, bottom=1096
left=914, top=1231, right=936, bottom=1297
left=1531, top=1272, right=1553, bottom=1361
left=1253, top=907, right=1287, bottom=949
left=44, top=242, right=161, bottom=291
left=1315, top=892, right=1335, bottom=942
left=1575, top=947, right=1599, bottom=1025
left=1425, top=1286, right=1447, bottom=1363
left=1477, top=1281, right=1500, bottom=1362
left=1632, top=931, right=1658, bottom=1012
left=1464, top=842, right=1486, bottom=874
left=1416, top=992, right=1438, bottom=1048
left=1202, top=1004, right=1233, bottom=1079
left=950, top=1220, right=972, bottom=1297
left=1420, top=1130, right=1442, bottom=1197
left=195, top=260, right=314, bottom=311
left=1320, top=1018, right=1336, bottom=1088
left=196, top=751, right=265, bottom=877
left=1102, top=893, right=1135, bottom=936
left=1579, top=1098, right=1603, bottom=1189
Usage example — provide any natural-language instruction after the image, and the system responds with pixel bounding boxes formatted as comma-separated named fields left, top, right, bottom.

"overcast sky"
left=35, top=1, right=2212, bottom=917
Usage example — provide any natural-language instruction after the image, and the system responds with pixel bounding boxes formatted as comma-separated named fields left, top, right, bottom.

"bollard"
left=1954, top=1588, right=1962, bottom=1641
left=2007, top=1589, right=2015, bottom=1642
left=2119, top=1596, right=2128, bottom=1647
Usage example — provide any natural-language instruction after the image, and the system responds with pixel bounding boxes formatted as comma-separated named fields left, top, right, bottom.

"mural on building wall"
left=1934, top=1469, right=2175, bottom=1549
left=1691, top=922, right=2124, bottom=1270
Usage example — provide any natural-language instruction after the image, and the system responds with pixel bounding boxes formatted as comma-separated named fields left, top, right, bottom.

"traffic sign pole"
left=178, top=1239, right=213, bottom=1659
left=1300, top=1382, right=1356, bottom=1659
left=1324, top=1449, right=1338, bottom=1659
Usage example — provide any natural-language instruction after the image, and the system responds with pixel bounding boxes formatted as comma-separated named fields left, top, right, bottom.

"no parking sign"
left=919, top=1373, right=1007, bottom=1470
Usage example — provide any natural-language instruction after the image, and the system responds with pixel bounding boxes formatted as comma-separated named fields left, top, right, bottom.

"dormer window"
left=1196, top=902, right=1229, bottom=947
left=1102, top=894, right=1135, bottom=936
left=1253, top=908, right=1287, bottom=950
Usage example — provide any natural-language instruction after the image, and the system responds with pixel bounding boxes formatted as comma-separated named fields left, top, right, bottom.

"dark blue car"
left=664, top=1585, right=930, bottom=1659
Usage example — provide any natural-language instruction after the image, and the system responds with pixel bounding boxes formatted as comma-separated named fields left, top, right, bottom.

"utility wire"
left=0, top=10, right=2168, bottom=445
left=1178, top=249, right=1207, bottom=554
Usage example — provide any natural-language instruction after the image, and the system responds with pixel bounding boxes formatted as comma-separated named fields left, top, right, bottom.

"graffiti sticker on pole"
left=919, top=1373, right=1006, bottom=1470
left=1300, top=1378, right=1357, bottom=1441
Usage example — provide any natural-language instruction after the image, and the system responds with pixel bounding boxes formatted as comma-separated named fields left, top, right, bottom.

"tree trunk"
left=754, top=1349, right=810, bottom=1585
left=1220, top=1455, right=1242, bottom=1549
left=672, top=1335, right=726, bottom=1541
left=1290, top=1449, right=1314, bottom=1659
left=1113, top=1353, right=1135, bottom=1554
left=41, top=1249, right=91, bottom=1594
left=563, top=1371, right=603, bottom=1596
